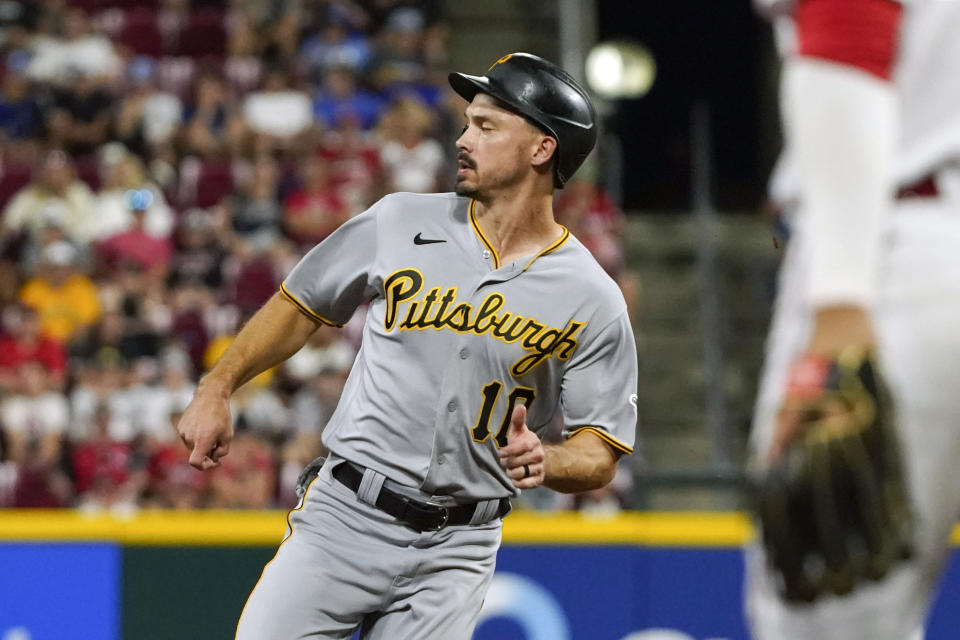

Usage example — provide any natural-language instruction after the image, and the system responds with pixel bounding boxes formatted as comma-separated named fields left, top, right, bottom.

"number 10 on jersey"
left=471, top=380, right=536, bottom=448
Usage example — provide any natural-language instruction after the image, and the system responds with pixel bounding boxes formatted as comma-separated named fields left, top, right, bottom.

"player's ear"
left=530, top=134, right=557, bottom=171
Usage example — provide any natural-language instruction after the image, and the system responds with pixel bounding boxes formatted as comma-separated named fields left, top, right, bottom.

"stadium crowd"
left=0, top=0, right=633, bottom=512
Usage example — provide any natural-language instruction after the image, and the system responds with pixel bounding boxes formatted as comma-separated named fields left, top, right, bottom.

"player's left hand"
left=498, top=405, right=545, bottom=489
left=756, top=346, right=914, bottom=603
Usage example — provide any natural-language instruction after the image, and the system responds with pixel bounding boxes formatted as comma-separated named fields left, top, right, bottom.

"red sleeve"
left=795, top=0, right=903, bottom=80
left=0, top=337, right=21, bottom=368
left=39, top=339, right=66, bottom=374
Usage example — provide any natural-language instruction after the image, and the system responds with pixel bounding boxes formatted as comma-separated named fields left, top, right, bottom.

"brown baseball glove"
left=755, top=346, right=915, bottom=603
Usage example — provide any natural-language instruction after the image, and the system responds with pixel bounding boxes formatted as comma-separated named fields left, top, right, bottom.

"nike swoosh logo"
left=414, top=233, right=447, bottom=245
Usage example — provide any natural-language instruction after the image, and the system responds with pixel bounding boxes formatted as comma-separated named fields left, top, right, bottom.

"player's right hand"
left=176, top=385, right=234, bottom=471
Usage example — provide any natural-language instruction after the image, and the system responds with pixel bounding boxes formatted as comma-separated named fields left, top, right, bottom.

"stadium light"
left=585, top=41, right=656, bottom=99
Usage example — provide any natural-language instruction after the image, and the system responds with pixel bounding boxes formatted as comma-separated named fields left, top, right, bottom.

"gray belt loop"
left=357, top=467, right=386, bottom=506
left=469, top=498, right=499, bottom=525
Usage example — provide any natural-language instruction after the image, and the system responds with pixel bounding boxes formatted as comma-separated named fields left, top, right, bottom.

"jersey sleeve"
left=280, top=203, right=381, bottom=326
left=794, top=0, right=903, bottom=80
left=560, top=310, right=638, bottom=455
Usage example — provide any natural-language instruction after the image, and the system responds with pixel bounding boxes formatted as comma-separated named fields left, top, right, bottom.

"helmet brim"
left=448, top=72, right=491, bottom=105
left=448, top=72, right=556, bottom=138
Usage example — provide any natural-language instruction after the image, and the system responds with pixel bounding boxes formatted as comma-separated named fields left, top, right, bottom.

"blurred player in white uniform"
left=749, top=0, right=960, bottom=637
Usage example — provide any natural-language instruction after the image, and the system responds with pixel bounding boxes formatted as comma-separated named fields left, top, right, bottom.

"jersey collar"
left=468, top=199, right=570, bottom=274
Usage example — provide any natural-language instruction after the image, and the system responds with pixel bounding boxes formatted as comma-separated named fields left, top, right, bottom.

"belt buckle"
left=423, top=503, right=450, bottom=531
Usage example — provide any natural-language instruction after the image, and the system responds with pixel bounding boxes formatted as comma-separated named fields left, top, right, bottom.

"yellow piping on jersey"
left=469, top=200, right=501, bottom=269
left=279, top=282, right=343, bottom=327
left=522, top=226, right=570, bottom=272
left=566, top=426, right=634, bottom=454
left=469, top=200, right=571, bottom=271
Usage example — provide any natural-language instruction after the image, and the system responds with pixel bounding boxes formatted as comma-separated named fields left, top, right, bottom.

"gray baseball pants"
left=235, top=456, right=502, bottom=639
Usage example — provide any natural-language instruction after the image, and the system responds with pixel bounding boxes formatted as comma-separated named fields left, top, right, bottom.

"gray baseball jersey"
left=282, top=192, right=637, bottom=501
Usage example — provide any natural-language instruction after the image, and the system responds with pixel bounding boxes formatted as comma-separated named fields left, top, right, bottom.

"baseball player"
left=748, top=0, right=960, bottom=638
left=175, top=52, right=637, bottom=639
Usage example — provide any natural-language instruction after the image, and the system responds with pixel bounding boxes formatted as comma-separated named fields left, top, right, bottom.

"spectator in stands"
left=96, top=188, right=173, bottom=276
left=0, top=51, right=43, bottom=144
left=278, top=394, right=333, bottom=505
left=369, top=6, right=432, bottom=100
left=114, top=57, right=183, bottom=161
left=99, top=357, right=150, bottom=444
left=554, top=180, right=626, bottom=277
left=19, top=240, right=100, bottom=344
left=319, top=115, right=385, bottom=211
left=299, top=11, right=373, bottom=87
left=171, top=281, right=218, bottom=373
left=289, top=363, right=348, bottom=435
left=95, top=147, right=175, bottom=240
left=229, top=244, right=283, bottom=318
left=422, top=19, right=451, bottom=71
left=2, top=150, right=97, bottom=246
left=71, top=402, right=147, bottom=512
left=312, top=65, right=385, bottom=131
left=553, top=180, right=640, bottom=318
left=276, top=359, right=347, bottom=505
left=223, top=6, right=265, bottom=96
left=284, top=323, right=356, bottom=384
left=168, top=208, right=227, bottom=289
left=69, top=354, right=124, bottom=443
left=77, top=248, right=166, bottom=363
left=282, top=155, right=347, bottom=246
left=377, top=96, right=444, bottom=193
left=16, top=201, right=77, bottom=275
left=231, top=156, right=283, bottom=252
left=45, top=66, right=114, bottom=155
left=144, top=411, right=208, bottom=509
left=26, top=7, right=121, bottom=82
left=144, top=349, right=196, bottom=436
left=0, top=1, right=38, bottom=43
left=206, top=430, right=276, bottom=508
left=240, top=68, right=314, bottom=154
left=232, top=377, right=291, bottom=441
left=181, top=71, right=242, bottom=159
left=1, top=360, right=71, bottom=507
left=0, top=304, right=66, bottom=393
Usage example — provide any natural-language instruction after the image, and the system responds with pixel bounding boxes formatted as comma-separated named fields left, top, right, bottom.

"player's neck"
left=473, top=191, right=560, bottom=264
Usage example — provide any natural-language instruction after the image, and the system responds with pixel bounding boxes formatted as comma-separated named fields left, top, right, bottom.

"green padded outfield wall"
left=122, top=546, right=276, bottom=640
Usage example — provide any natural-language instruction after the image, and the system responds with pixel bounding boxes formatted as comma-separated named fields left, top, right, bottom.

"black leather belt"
left=332, top=462, right=511, bottom=532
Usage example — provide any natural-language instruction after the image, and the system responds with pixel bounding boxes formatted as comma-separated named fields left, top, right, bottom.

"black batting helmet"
left=448, top=52, right=598, bottom=188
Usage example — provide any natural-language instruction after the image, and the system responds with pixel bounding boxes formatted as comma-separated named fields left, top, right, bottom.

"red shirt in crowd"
left=97, top=229, right=173, bottom=272
left=0, top=333, right=66, bottom=377
left=72, top=440, right=133, bottom=494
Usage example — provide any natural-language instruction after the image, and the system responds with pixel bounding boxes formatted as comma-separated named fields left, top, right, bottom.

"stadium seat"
left=0, top=164, right=34, bottom=209
left=117, top=9, right=164, bottom=58
left=74, top=158, right=102, bottom=192
left=100, top=0, right=159, bottom=9
left=172, top=10, right=227, bottom=59
left=178, top=158, right=235, bottom=209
